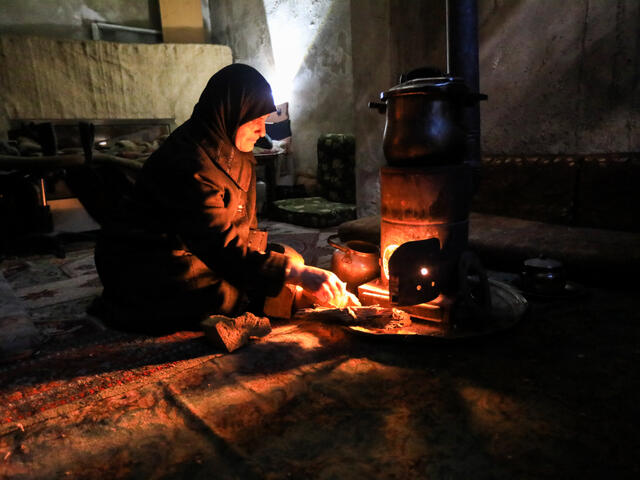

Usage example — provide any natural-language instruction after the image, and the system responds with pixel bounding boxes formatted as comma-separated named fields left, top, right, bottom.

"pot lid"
left=523, top=257, right=564, bottom=270
left=381, top=76, right=469, bottom=100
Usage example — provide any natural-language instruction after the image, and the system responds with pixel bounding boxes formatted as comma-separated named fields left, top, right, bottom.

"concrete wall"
left=350, top=0, right=391, bottom=217
left=352, top=0, right=447, bottom=216
left=209, top=0, right=354, bottom=180
left=479, top=0, right=640, bottom=154
left=0, top=0, right=212, bottom=42
left=208, top=0, right=274, bottom=78
left=0, top=0, right=161, bottom=40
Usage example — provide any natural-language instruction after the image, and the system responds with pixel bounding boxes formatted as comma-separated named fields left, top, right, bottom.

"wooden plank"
left=159, top=0, right=206, bottom=43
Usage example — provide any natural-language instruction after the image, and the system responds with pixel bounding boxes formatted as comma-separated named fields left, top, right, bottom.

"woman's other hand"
left=286, top=263, right=360, bottom=307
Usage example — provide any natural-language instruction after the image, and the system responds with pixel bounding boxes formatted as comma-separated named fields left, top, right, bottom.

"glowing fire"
left=382, top=244, right=399, bottom=280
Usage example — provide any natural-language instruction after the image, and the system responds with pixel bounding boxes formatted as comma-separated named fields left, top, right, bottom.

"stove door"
left=388, top=238, right=441, bottom=305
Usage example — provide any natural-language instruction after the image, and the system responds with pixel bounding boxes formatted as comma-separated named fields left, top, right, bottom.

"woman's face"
left=234, top=114, right=269, bottom=152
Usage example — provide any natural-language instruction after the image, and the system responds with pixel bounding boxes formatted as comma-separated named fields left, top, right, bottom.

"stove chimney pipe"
left=446, top=0, right=481, bottom=170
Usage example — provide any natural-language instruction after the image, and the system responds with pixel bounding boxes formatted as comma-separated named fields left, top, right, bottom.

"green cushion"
left=272, top=196, right=357, bottom=228
left=317, top=133, right=356, bottom=204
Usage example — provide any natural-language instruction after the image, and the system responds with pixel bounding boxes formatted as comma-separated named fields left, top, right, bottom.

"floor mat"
left=16, top=275, right=103, bottom=309
left=0, top=224, right=336, bottom=435
left=0, top=328, right=219, bottom=434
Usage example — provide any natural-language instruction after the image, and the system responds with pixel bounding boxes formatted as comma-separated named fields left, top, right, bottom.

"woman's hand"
left=286, top=263, right=360, bottom=307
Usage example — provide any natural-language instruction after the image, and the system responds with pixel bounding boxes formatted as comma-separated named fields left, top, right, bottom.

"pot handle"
left=368, top=101, right=387, bottom=114
left=327, top=233, right=350, bottom=253
left=464, top=93, right=488, bottom=104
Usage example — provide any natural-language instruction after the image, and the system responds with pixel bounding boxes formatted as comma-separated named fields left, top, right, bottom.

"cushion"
left=471, top=155, right=577, bottom=225
left=468, top=212, right=640, bottom=286
left=317, top=133, right=356, bottom=204
left=338, top=214, right=380, bottom=245
left=272, top=196, right=356, bottom=228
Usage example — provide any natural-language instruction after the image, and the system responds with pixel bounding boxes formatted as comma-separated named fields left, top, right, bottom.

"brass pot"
left=327, top=234, right=380, bottom=293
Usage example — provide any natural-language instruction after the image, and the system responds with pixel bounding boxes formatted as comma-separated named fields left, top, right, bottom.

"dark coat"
left=94, top=65, right=287, bottom=332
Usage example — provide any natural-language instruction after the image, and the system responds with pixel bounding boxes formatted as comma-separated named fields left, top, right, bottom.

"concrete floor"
left=0, top=220, right=639, bottom=479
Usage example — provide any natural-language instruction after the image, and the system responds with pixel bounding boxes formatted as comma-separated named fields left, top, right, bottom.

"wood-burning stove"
left=356, top=70, right=494, bottom=334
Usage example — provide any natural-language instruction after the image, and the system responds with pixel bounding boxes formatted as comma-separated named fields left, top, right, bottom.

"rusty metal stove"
left=357, top=162, right=491, bottom=333
left=349, top=0, right=521, bottom=337
left=354, top=69, right=527, bottom=338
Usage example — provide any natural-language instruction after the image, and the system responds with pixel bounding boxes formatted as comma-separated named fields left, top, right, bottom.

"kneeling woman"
left=94, top=64, right=351, bottom=333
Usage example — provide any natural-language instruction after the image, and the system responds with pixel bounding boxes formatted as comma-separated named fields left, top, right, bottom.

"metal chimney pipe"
left=446, top=0, right=481, bottom=171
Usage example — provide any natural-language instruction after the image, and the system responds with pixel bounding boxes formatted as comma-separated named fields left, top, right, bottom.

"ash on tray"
left=294, top=305, right=411, bottom=329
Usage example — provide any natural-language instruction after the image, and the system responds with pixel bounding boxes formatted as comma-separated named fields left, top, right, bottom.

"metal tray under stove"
left=347, top=279, right=528, bottom=342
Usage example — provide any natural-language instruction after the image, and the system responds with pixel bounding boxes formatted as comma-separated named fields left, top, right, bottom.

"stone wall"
left=0, top=35, right=232, bottom=135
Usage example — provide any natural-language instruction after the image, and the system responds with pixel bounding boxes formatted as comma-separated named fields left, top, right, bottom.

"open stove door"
left=388, top=238, right=441, bottom=306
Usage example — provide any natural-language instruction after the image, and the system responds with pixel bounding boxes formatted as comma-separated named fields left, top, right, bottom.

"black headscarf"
left=185, top=64, right=275, bottom=191
left=191, top=63, right=276, bottom=148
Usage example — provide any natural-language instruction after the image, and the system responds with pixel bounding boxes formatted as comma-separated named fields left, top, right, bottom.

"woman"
left=94, top=64, right=353, bottom=334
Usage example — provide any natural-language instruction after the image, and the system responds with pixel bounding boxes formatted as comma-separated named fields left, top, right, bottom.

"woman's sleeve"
left=161, top=159, right=288, bottom=297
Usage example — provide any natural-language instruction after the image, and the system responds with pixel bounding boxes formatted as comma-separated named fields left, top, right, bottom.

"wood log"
left=263, top=284, right=297, bottom=319
left=293, top=306, right=411, bottom=329
left=201, top=312, right=271, bottom=352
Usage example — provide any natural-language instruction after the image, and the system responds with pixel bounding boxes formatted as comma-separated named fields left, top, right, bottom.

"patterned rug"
left=0, top=329, right=219, bottom=434
left=0, top=222, right=335, bottom=435
left=0, top=249, right=222, bottom=435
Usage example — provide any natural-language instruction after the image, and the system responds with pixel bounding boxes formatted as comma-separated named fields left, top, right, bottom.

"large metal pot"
left=369, top=75, right=486, bottom=166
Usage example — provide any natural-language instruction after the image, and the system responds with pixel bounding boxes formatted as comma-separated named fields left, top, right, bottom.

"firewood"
left=201, top=312, right=271, bottom=352
left=293, top=306, right=411, bottom=329
left=263, top=284, right=297, bottom=319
